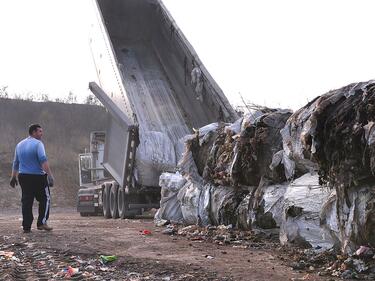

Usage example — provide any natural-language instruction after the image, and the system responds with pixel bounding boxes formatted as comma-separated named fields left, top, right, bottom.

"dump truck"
left=77, top=0, right=237, bottom=218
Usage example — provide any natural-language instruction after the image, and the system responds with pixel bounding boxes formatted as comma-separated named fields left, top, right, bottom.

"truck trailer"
left=77, top=0, right=237, bottom=218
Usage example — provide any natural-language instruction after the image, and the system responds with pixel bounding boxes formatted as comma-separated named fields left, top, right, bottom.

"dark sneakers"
left=37, top=224, right=53, bottom=231
left=23, top=229, right=31, bottom=233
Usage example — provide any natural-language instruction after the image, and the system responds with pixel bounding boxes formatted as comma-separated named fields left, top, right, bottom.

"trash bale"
left=278, top=80, right=375, bottom=186
left=275, top=83, right=359, bottom=180
left=154, top=172, right=186, bottom=225
left=177, top=180, right=203, bottom=225
left=176, top=181, right=245, bottom=227
left=209, top=185, right=243, bottom=226
left=191, top=123, right=220, bottom=176
left=320, top=189, right=340, bottom=246
left=203, top=109, right=292, bottom=187
left=136, top=131, right=177, bottom=187
left=178, top=141, right=202, bottom=182
left=198, top=183, right=212, bottom=226
left=279, top=173, right=336, bottom=251
left=251, top=182, right=288, bottom=229
left=333, top=186, right=375, bottom=253
left=236, top=194, right=252, bottom=229
left=307, top=81, right=375, bottom=253
left=202, top=126, right=236, bottom=186
left=311, top=81, right=375, bottom=189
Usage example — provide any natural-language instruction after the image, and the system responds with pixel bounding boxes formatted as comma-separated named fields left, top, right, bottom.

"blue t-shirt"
left=13, top=137, right=48, bottom=175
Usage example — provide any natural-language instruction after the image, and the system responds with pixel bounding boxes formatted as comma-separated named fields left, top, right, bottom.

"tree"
left=0, top=86, right=9, bottom=99
left=40, top=93, right=50, bottom=102
left=84, top=93, right=101, bottom=106
left=65, top=91, right=77, bottom=104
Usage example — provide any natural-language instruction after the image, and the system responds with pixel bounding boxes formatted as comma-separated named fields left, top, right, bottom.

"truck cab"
left=77, top=131, right=108, bottom=216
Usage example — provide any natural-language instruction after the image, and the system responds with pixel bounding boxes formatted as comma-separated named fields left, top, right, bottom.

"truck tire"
left=103, top=184, right=112, bottom=219
left=118, top=188, right=128, bottom=219
left=110, top=184, right=119, bottom=219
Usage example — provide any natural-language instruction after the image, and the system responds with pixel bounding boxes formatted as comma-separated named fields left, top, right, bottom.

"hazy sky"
left=0, top=0, right=374, bottom=110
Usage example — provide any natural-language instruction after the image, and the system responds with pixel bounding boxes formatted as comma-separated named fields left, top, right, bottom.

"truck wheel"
left=110, top=184, right=119, bottom=219
left=118, top=188, right=127, bottom=219
left=103, top=184, right=112, bottom=219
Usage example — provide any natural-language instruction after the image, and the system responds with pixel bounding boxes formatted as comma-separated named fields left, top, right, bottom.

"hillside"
left=0, top=98, right=107, bottom=208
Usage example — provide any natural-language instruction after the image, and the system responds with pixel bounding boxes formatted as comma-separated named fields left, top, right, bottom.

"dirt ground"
left=0, top=208, right=330, bottom=281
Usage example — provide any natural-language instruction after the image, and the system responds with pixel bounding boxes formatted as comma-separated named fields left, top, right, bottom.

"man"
left=10, top=124, right=55, bottom=233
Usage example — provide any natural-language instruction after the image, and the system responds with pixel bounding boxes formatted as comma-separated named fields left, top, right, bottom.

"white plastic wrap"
left=240, top=111, right=265, bottom=131
left=225, top=117, right=243, bottom=135
left=279, top=173, right=336, bottom=250
left=209, top=186, right=237, bottom=226
left=198, top=184, right=212, bottom=226
left=261, top=183, right=288, bottom=227
left=198, top=122, right=219, bottom=139
left=177, top=180, right=202, bottom=225
left=155, top=172, right=186, bottom=224
left=333, top=187, right=375, bottom=253
left=363, top=121, right=375, bottom=145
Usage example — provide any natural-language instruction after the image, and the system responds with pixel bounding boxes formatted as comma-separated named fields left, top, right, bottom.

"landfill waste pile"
left=161, top=224, right=279, bottom=250
left=159, top=213, right=375, bottom=279
left=276, top=80, right=375, bottom=253
left=155, top=108, right=293, bottom=227
left=0, top=235, right=223, bottom=281
left=155, top=80, right=375, bottom=260
left=281, top=245, right=375, bottom=280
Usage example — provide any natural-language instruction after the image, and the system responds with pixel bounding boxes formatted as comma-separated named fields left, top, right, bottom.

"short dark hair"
left=29, top=124, right=42, bottom=135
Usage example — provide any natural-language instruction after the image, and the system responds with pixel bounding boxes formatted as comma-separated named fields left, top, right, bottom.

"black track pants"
left=18, top=174, right=51, bottom=230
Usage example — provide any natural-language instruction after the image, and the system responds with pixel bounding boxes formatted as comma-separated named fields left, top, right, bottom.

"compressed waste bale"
left=277, top=80, right=375, bottom=187
left=191, top=123, right=220, bottom=176
left=177, top=180, right=204, bottom=225
left=209, top=185, right=241, bottom=226
left=203, top=127, right=236, bottom=186
left=312, top=81, right=375, bottom=189
left=202, top=109, right=291, bottom=187
left=136, top=131, right=177, bottom=187
left=333, top=186, right=375, bottom=253
left=234, top=109, right=292, bottom=186
left=154, top=172, right=186, bottom=225
left=279, top=173, right=336, bottom=250
left=251, top=182, right=288, bottom=229
left=236, top=194, right=252, bottom=229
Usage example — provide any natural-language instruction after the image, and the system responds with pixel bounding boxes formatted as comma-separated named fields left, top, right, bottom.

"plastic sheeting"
left=176, top=181, right=241, bottom=227
left=252, top=183, right=288, bottom=229
left=177, top=180, right=203, bottom=225
left=326, top=186, right=375, bottom=254
left=136, top=131, right=177, bottom=187
left=279, top=173, right=336, bottom=250
left=155, top=172, right=186, bottom=224
left=209, top=186, right=238, bottom=226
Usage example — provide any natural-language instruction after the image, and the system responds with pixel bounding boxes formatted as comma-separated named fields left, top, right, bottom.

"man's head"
left=29, top=124, right=43, bottom=140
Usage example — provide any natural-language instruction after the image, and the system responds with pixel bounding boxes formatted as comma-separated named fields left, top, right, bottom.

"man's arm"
left=38, top=142, right=54, bottom=187
left=41, top=161, right=53, bottom=176
left=10, top=148, right=19, bottom=187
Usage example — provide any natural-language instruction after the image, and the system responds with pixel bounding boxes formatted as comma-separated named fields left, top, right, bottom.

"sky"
left=0, top=0, right=374, bottom=110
